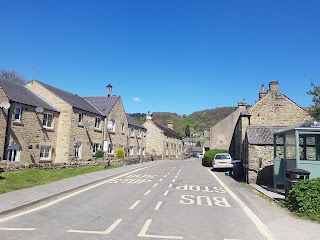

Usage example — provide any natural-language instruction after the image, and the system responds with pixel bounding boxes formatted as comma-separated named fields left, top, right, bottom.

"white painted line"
left=175, top=176, right=178, bottom=178
left=153, top=183, right=158, bottom=187
left=68, top=218, right=122, bottom=235
left=164, top=175, right=167, bottom=178
left=154, top=201, right=162, bottom=210
left=0, top=227, right=36, bottom=231
left=172, top=179, right=176, bottom=183
left=144, top=190, right=152, bottom=195
left=208, top=170, right=274, bottom=240
left=138, top=219, right=183, bottom=239
left=168, top=184, right=173, bottom=188
left=129, top=200, right=141, bottom=210
left=163, top=190, right=169, bottom=196
left=0, top=163, right=162, bottom=223
left=167, top=172, right=170, bottom=175
left=159, top=178, right=163, bottom=182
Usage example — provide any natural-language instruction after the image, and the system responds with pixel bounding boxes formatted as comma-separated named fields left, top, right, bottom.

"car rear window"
left=215, top=154, right=230, bottom=159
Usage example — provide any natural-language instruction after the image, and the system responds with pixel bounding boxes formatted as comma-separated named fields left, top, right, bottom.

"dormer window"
left=13, top=106, right=22, bottom=122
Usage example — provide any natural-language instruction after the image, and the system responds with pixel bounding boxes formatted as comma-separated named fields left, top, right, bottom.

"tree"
left=185, top=124, right=190, bottom=137
left=307, top=82, right=320, bottom=119
left=0, top=69, right=26, bottom=85
left=196, top=141, right=201, bottom=147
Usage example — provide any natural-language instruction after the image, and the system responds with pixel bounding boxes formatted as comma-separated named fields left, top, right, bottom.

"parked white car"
left=212, top=153, right=233, bottom=169
left=197, top=153, right=204, bottom=158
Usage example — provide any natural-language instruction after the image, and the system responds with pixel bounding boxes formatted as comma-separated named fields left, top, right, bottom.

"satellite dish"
left=35, top=106, right=44, bottom=113
left=0, top=102, right=11, bottom=109
left=84, top=123, right=92, bottom=130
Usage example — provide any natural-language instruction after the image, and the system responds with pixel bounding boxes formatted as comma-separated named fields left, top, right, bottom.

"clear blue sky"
left=1, top=0, right=319, bottom=115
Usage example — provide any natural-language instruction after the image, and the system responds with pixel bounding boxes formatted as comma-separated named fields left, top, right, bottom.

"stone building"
left=233, top=80, right=311, bottom=184
left=0, top=78, right=59, bottom=163
left=143, top=112, right=183, bottom=160
left=126, top=113, right=147, bottom=159
left=27, top=80, right=105, bottom=162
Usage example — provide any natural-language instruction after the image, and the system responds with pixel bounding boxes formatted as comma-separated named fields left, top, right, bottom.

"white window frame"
left=129, top=146, right=134, bottom=155
left=13, top=106, right=22, bottom=122
left=121, top=122, right=125, bottom=133
left=130, top=127, right=135, bottom=137
left=108, top=144, right=114, bottom=154
left=40, top=145, right=51, bottom=160
left=95, top=117, right=101, bottom=130
left=78, top=112, right=83, bottom=125
left=43, top=113, right=53, bottom=128
left=137, top=146, right=141, bottom=156
left=93, top=143, right=100, bottom=153
left=7, top=144, right=20, bottom=161
left=74, top=142, right=82, bottom=159
left=137, top=129, right=142, bottom=138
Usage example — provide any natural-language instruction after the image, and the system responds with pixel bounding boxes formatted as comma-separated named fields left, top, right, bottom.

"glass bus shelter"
left=273, top=121, right=320, bottom=189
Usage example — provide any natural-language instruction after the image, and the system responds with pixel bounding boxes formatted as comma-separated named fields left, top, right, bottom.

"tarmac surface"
left=0, top=160, right=285, bottom=216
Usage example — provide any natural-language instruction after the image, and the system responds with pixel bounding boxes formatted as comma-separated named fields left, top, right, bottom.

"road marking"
left=144, top=190, right=152, bottom=195
left=154, top=201, right=162, bottom=210
left=169, top=184, right=173, bottom=188
left=138, top=219, right=183, bottom=239
left=153, top=183, right=158, bottom=187
left=129, top=200, right=141, bottom=210
left=208, top=170, right=274, bottom=240
left=68, top=218, right=122, bottom=235
left=0, top=163, right=162, bottom=223
left=175, top=176, right=178, bottom=178
left=172, top=179, right=176, bottom=183
left=159, top=178, right=163, bottom=182
left=163, top=190, right=169, bottom=196
left=0, top=227, right=36, bottom=231
left=164, top=175, right=167, bottom=178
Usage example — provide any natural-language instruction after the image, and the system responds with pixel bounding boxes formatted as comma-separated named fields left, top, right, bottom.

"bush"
left=202, top=149, right=229, bottom=167
left=116, top=148, right=125, bottom=159
left=95, top=149, right=104, bottom=159
left=286, top=177, right=320, bottom=216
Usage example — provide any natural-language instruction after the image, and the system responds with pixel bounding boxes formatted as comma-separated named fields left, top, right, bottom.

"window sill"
left=13, top=121, right=24, bottom=126
left=42, top=127, right=55, bottom=132
left=78, top=124, right=84, bottom=128
left=94, top=128, right=102, bottom=133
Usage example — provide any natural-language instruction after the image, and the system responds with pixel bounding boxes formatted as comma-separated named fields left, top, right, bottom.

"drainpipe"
left=3, top=100, right=12, bottom=160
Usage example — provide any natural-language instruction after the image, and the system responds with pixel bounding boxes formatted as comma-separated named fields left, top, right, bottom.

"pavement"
left=0, top=160, right=285, bottom=216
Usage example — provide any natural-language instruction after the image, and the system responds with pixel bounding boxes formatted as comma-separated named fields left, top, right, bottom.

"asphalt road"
left=0, top=158, right=319, bottom=240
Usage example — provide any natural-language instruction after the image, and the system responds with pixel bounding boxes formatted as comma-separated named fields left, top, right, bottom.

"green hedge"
left=202, top=149, right=229, bottom=167
left=286, top=177, right=320, bottom=218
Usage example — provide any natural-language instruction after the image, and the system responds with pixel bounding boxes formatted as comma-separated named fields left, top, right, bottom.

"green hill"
left=129, top=107, right=237, bottom=138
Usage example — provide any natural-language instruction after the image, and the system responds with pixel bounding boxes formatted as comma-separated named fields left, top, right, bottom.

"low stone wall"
left=0, top=155, right=161, bottom=173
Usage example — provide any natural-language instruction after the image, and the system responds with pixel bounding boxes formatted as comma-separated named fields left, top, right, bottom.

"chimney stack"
left=146, top=111, right=153, bottom=122
left=269, top=80, right=279, bottom=92
left=259, top=84, right=268, bottom=100
left=167, top=120, right=174, bottom=130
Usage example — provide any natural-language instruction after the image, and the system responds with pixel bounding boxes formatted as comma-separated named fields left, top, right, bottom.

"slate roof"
left=126, top=113, right=146, bottom=130
left=154, top=122, right=182, bottom=140
left=34, top=80, right=103, bottom=115
left=84, top=96, right=119, bottom=116
left=246, top=126, right=286, bottom=145
left=0, top=78, right=58, bottom=112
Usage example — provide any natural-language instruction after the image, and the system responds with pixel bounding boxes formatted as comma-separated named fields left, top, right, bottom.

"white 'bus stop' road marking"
left=138, top=219, right=183, bottom=239
left=0, top=163, right=163, bottom=223
left=0, top=227, right=36, bottom=231
left=208, top=170, right=274, bottom=240
left=68, top=218, right=122, bottom=235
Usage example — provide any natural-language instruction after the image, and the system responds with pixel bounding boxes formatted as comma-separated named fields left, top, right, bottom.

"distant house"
left=0, top=78, right=59, bottom=163
left=143, top=112, right=183, bottom=160
left=27, top=80, right=105, bottom=162
left=126, top=113, right=147, bottom=159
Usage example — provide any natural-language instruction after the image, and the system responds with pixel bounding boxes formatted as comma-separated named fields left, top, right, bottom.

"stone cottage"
left=0, top=78, right=59, bottom=163
left=232, top=80, right=311, bottom=184
left=143, top=112, right=183, bottom=160
left=27, top=80, right=105, bottom=162
left=126, top=113, right=147, bottom=159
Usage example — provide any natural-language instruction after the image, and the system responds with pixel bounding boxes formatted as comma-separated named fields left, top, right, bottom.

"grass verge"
left=0, top=165, right=116, bottom=194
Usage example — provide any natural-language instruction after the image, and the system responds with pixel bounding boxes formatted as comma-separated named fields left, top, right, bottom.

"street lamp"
left=107, top=84, right=112, bottom=97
